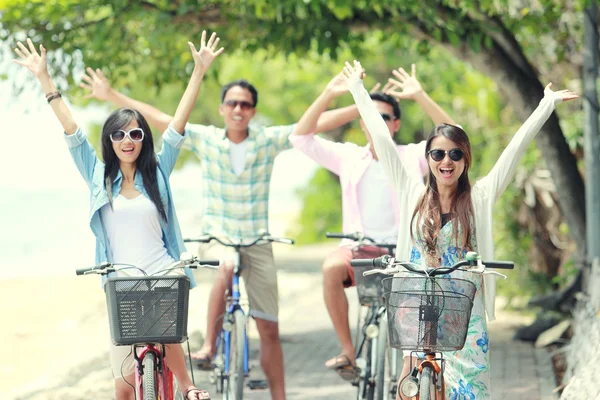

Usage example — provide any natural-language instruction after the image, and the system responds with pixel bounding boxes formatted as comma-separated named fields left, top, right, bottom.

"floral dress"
left=409, top=218, right=490, bottom=400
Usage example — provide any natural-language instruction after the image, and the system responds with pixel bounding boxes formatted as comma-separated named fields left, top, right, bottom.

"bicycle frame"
left=355, top=252, right=514, bottom=400
left=76, top=255, right=220, bottom=400
left=218, top=251, right=250, bottom=381
left=134, top=344, right=176, bottom=400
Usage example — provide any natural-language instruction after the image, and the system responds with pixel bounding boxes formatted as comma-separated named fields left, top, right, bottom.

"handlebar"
left=76, top=252, right=220, bottom=277
left=184, top=232, right=295, bottom=248
left=326, top=232, right=396, bottom=251
left=352, top=251, right=514, bottom=278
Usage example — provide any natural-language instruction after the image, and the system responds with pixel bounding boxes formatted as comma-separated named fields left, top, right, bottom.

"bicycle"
left=326, top=232, right=399, bottom=400
left=354, top=251, right=514, bottom=399
left=76, top=253, right=220, bottom=400
left=184, top=231, right=294, bottom=400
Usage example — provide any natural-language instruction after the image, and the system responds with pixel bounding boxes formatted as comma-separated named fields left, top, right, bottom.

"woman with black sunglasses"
left=341, top=60, right=578, bottom=399
left=13, top=33, right=224, bottom=400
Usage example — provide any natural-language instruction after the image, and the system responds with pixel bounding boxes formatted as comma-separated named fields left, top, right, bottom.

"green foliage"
left=288, top=167, right=342, bottom=244
left=0, top=0, right=585, bottom=93
left=0, top=0, right=587, bottom=296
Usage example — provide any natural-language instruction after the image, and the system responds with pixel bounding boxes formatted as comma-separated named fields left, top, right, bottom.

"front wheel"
left=143, top=352, right=158, bottom=400
left=225, top=309, right=246, bottom=400
left=419, top=366, right=432, bottom=400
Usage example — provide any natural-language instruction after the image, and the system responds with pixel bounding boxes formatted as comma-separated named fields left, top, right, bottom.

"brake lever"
left=483, top=270, right=508, bottom=279
left=363, top=266, right=403, bottom=276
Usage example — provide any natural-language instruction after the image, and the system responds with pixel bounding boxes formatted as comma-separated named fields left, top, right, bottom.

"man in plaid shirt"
left=82, top=69, right=358, bottom=399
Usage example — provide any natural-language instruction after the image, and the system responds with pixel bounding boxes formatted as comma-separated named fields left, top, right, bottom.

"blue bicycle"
left=184, top=232, right=294, bottom=400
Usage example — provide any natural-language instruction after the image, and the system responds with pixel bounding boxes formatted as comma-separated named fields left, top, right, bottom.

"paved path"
left=12, top=243, right=555, bottom=399
left=189, top=244, right=554, bottom=400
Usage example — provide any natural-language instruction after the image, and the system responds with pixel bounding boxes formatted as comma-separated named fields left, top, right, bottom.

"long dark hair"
left=101, top=108, right=167, bottom=221
left=410, top=123, right=474, bottom=266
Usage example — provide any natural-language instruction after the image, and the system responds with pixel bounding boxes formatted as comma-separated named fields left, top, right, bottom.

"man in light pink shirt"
left=289, top=64, right=455, bottom=379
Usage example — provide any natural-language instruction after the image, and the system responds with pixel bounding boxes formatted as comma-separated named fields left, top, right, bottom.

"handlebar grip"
left=326, top=232, right=350, bottom=239
left=350, top=258, right=376, bottom=267
left=75, top=267, right=92, bottom=276
left=278, top=238, right=295, bottom=245
left=199, top=259, right=220, bottom=266
left=483, top=261, right=515, bottom=269
left=183, top=237, right=213, bottom=243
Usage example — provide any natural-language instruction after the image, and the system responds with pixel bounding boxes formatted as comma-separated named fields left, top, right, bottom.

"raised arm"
left=13, top=39, right=78, bottom=134
left=293, top=73, right=349, bottom=136
left=384, top=64, right=456, bottom=126
left=81, top=69, right=173, bottom=132
left=481, top=83, right=578, bottom=199
left=314, top=82, right=383, bottom=133
left=343, top=60, right=414, bottom=191
left=171, top=31, right=224, bottom=134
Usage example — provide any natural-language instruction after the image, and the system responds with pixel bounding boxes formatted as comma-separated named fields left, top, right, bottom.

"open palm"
left=385, top=64, right=423, bottom=100
left=342, top=60, right=365, bottom=83
left=325, top=73, right=349, bottom=96
left=13, top=38, right=47, bottom=78
left=189, top=31, right=225, bottom=72
left=543, top=82, right=579, bottom=102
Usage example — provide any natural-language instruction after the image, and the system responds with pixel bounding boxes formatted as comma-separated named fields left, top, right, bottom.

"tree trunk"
left=437, top=40, right=587, bottom=256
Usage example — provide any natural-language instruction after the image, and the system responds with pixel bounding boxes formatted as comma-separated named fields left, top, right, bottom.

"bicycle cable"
left=121, top=346, right=137, bottom=400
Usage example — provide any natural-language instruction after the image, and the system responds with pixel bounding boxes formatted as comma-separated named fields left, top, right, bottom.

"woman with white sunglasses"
left=13, top=32, right=224, bottom=400
left=341, top=60, right=578, bottom=399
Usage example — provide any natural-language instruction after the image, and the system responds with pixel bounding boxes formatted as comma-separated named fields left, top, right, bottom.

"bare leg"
left=255, top=318, right=286, bottom=400
left=191, top=262, right=233, bottom=359
left=166, top=344, right=210, bottom=398
left=115, top=376, right=135, bottom=400
left=322, top=252, right=355, bottom=366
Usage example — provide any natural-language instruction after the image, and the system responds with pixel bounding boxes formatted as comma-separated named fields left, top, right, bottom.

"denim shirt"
left=64, top=125, right=196, bottom=288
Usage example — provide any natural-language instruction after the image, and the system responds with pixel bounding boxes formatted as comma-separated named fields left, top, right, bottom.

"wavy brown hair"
left=410, top=123, right=474, bottom=266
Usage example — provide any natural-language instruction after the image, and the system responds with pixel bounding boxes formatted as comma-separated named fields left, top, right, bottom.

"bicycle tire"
left=225, top=309, right=246, bottom=400
left=357, top=338, right=375, bottom=400
left=375, top=316, right=388, bottom=400
left=143, top=352, right=158, bottom=400
left=419, top=366, right=433, bottom=400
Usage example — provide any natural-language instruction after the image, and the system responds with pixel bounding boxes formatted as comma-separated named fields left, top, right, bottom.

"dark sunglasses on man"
left=224, top=100, right=254, bottom=111
left=380, top=113, right=398, bottom=122
left=427, top=148, right=465, bottom=162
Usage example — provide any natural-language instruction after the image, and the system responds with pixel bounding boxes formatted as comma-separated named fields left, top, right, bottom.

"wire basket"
left=353, top=264, right=387, bottom=305
left=105, top=276, right=190, bottom=345
left=382, top=276, right=477, bottom=352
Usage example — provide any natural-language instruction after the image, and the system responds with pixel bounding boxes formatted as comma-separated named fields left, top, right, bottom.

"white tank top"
left=100, top=194, right=175, bottom=276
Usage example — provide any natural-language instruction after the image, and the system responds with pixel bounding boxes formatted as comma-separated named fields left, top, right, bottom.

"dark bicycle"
left=326, top=232, right=399, bottom=400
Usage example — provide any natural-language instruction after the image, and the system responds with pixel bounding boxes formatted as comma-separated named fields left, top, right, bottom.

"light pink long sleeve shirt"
left=289, top=133, right=427, bottom=238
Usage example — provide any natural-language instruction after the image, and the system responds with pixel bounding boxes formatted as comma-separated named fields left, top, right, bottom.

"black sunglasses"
left=380, top=113, right=397, bottom=122
left=428, top=148, right=464, bottom=162
left=224, top=100, right=254, bottom=110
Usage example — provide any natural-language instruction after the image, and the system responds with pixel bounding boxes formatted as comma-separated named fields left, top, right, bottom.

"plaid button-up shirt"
left=185, top=123, right=295, bottom=240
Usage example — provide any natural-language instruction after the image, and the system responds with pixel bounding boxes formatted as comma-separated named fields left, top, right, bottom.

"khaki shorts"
left=197, top=240, right=278, bottom=323
left=109, top=268, right=186, bottom=378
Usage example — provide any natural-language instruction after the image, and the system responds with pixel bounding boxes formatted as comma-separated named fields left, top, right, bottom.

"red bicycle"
left=76, top=253, right=219, bottom=399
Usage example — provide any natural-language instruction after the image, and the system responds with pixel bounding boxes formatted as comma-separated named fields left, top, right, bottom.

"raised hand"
left=543, top=82, right=579, bottom=103
left=385, top=64, right=423, bottom=100
left=325, top=73, right=349, bottom=97
left=342, top=60, right=365, bottom=83
left=80, top=67, right=112, bottom=100
left=12, top=38, right=48, bottom=78
left=188, top=31, right=225, bottom=73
